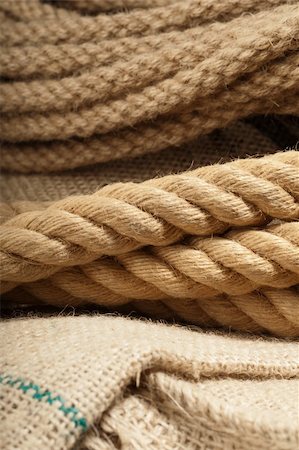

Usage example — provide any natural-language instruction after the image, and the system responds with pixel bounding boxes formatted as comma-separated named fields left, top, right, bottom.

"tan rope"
left=1, top=60, right=298, bottom=172
left=2, top=0, right=295, bottom=46
left=1, top=59, right=298, bottom=144
left=0, top=151, right=298, bottom=283
left=2, top=8, right=298, bottom=115
left=1, top=1, right=299, bottom=339
left=3, top=283, right=299, bottom=337
left=165, top=287, right=299, bottom=337
left=1, top=1, right=298, bottom=173
left=4, top=220, right=297, bottom=297
left=56, top=0, right=193, bottom=14
left=0, top=2, right=292, bottom=81
left=1, top=32, right=298, bottom=142
left=0, top=0, right=79, bottom=22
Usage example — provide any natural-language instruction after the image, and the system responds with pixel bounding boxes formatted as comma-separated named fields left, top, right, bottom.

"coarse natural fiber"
left=0, top=119, right=282, bottom=203
left=1, top=315, right=298, bottom=450
left=0, top=0, right=298, bottom=172
left=1, top=2, right=299, bottom=446
left=1, top=151, right=298, bottom=279
left=1, top=151, right=298, bottom=337
left=1, top=1, right=298, bottom=339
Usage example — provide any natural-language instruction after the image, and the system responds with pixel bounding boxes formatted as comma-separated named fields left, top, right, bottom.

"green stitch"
left=7, top=377, right=23, bottom=387
left=0, top=373, right=88, bottom=431
left=33, top=389, right=52, bottom=401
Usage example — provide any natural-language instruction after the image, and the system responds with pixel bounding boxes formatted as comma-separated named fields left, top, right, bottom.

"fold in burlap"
left=1, top=315, right=298, bottom=449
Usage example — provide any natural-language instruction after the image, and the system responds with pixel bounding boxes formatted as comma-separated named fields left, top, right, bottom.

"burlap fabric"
left=1, top=315, right=298, bottom=450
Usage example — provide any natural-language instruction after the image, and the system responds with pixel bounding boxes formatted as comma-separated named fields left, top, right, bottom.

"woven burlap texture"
left=1, top=315, right=298, bottom=450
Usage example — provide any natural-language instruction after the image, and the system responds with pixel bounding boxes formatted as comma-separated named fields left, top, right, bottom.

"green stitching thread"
left=0, top=373, right=88, bottom=431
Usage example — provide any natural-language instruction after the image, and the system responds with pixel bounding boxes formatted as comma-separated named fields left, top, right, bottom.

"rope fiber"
left=1, top=0, right=298, bottom=337
left=0, top=0, right=298, bottom=171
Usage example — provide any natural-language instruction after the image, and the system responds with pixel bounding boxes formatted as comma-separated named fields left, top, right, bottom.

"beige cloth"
left=1, top=314, right=298, bottom=449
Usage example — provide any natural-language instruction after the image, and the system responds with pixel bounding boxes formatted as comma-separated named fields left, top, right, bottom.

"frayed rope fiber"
left=1, top=151, right=299, bottom=337
left=0, top=0, right=299, bottom=172
left=1, top=0, right=299, bottom=337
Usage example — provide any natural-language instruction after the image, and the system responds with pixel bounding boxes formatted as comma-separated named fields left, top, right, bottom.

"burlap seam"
left=0, top=373, right=88, bottom=431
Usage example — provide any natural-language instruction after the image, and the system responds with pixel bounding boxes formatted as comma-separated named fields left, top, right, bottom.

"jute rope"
left=1, top=53, right=298, bottom=172
left=4, top=220, right=298, bottom=296
left=1, top=1, right=298, bottom=337
left=0, top=1, right=294, bottom=80
left=2, top=152, right=298, bottom=338
left=0, top=0, right=79, bottom=22
left=2, top=7, right=298, bottom=115
left=2, top=1, right=296, bottom=46
left=1, top=151, right=298, bottom=283
left=1, top=0, right=298, bottom=172
left=4, top=285, right=298, bottom=337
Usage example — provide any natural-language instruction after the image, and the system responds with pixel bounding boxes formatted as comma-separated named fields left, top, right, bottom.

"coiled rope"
left=0, top=0, right=298, bottom=171
left=1, top=1, right=298, bottom=337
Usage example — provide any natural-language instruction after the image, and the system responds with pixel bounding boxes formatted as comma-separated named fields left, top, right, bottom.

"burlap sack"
left=1, top=315, right=298, bottom=449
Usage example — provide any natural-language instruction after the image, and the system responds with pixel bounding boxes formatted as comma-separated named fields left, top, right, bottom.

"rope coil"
left=1, top=1, right=298, bottom=337
left=1, top=0, right=298, bottom=171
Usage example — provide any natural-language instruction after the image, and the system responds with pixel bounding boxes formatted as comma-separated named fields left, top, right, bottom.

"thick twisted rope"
left=1, top=1, right=298, bottom=339
left=1, top=1, right=298, bottom=172
left=3, top=220, right=299, bottom=337
left=0, top=151, right=298, bottom=284
left=3, top=284, right=299, bottom=338
left=4, top=221, right=298, bottom=338
left=4, top=221, right=298, bottom=297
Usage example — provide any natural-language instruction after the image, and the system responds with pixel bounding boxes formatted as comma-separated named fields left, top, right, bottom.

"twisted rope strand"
left=1, top=79, right=298, bottom=172
left=1, top=2, right=298, bottom=178
left=56, top=0, right=191, bottom=13
left=4, top=283, right=298, bottom=337
left=30, top=222, right=298, bottom=302
left=1, top=0, right=294, bottom=46
left=226, top=289, right=299, bottom=337
left=0, top=0, right=79, bottom=22
left=0, top=152, right=298, bottom=283
left=0, top=2, right=291, bottom=81
left=1, top=49, right=298, bottom=143
left=1, top=1, right=299, bottom=340
left=2, top=7, right=297, bottom=115
left=0, top=21, right=242, bottom=80
left=2, top=150, right=299, bottom=220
